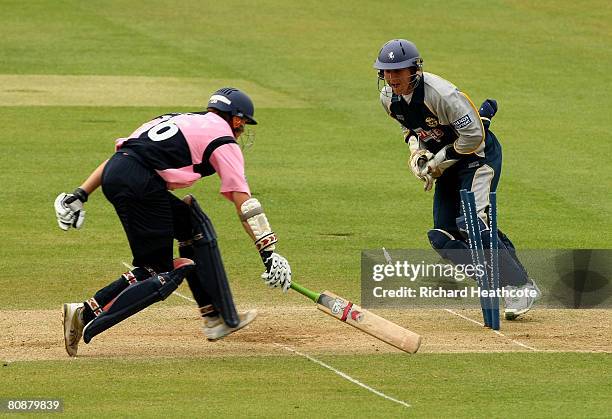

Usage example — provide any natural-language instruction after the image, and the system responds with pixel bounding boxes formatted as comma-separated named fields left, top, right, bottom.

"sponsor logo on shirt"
left=425, top=117, right=439, bottom=127
left=416, top=128, right=444, bottom=143
left=451, top=114, right=472, bottom=129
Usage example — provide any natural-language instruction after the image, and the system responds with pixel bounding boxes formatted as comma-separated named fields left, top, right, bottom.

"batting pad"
left=82, top=261, right=195, bottom=343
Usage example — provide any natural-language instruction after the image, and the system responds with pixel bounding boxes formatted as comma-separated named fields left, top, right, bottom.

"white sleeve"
left=425, top=75, right=485, bottom=156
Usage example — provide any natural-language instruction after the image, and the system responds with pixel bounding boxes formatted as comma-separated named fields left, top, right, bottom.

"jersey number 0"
left=148, top=116, right=179, bottom=142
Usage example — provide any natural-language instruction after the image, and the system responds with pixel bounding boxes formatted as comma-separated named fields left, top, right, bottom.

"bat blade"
left=317, top=291, right=421, bottom=354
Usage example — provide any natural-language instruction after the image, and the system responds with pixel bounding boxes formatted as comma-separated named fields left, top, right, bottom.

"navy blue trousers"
left=431, top=130, right=529, bottom=287
left=433, top=130, right=502, bottom=234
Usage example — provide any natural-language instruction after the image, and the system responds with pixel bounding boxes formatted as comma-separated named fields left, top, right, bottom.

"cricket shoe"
left=203, top=309, right=258, bottom=341
left=504, top=280, right=542, bottom=320
left=63, top=303, right=84, bottom=357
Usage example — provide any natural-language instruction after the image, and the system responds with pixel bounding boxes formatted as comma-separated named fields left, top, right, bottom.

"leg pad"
left=83, top=260, right=194, bottom=343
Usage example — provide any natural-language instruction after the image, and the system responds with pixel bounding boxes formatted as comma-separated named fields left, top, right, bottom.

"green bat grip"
left=290, top=280, right=320, bottom=303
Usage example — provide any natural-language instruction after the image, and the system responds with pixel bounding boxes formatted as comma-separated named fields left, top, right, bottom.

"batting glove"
left=260, top=251, right=292, bottom=293
left=54, top=188, right=88, bottom=230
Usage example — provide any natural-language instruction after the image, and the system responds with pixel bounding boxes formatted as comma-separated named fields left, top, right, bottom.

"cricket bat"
left=290, top=281, right=421, bottom=353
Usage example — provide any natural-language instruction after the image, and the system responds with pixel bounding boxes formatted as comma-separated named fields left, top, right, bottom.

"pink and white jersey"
left=115, top=112, right=250, bottom=199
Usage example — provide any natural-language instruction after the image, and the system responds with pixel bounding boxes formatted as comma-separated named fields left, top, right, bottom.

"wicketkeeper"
left=373, top=39, right=540, bottom=319
left=55, top=87, right=292, bottom=357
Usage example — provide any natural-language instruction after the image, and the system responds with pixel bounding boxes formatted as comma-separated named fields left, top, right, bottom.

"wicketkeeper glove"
left=409, top=150, right=433, bottom=179
left=54, top=188, right=88, bottom=230
left=420, top=145, right=458, bottom=179
left=409, top=149, right=435, bottom=192
left=420, top=173, right=434, bottom=192
left=478, top=98, right=498, bottom=130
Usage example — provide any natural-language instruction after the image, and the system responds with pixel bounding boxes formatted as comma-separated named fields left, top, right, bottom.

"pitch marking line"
left=445, top=309, right=538, bottom=351
left=170, top=280, right=538, bottom=353
left=274, top=343, right=411, bottom=409
left=162, top=263, right=536, bottom=354
left=172, top=290, right=196, bottom=303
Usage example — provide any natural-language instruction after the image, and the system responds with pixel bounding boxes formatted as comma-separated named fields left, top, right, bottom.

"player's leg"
left=171, top=195, right=217, bottom=318
left=487, top=132, right=540, bottom=318
left=497, top=229, right=531, bottom=279
left=82, top=153, right=175, bottom=316
left=459, top=132, right=540, bottom=318
left=82, top=154, right=197, bottom=342
left=63, top=153, right=191, bottom=355
left=82, top=259, right=194, bottom=344
left=429, top=168, right=473, bottom=266
left=63, top=154, right=158, bottom=355
left=177, top=195, right=256, bottom=340
left=62, top=263, right=156, bottom=357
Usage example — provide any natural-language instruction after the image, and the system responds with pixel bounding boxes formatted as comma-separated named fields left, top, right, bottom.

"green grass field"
left=1, top=1, right=611, bottom=417
left=3, top=354, right=610, bottom=417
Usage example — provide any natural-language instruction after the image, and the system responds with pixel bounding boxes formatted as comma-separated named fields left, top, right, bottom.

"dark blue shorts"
left=101, top=151, right=192, bottom=272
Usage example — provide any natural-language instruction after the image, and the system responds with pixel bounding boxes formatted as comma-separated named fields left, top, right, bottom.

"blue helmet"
left=207, top=87, right=257, bottom=125
left=374, top=39, right=423, bottom=78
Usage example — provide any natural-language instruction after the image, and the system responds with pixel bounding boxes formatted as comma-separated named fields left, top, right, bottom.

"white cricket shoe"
left=63, top=303, right=84, bottom=357
left=504, top=281, right=542, bottom=320
left=203, top=309, right=257, bottom=341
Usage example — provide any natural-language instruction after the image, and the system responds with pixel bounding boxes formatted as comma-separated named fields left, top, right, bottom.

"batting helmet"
left=207, top=88, right=257, bottom=125
left=374, top=39, right=423, bottom=78
left=374, top=39, right=424, bottom=95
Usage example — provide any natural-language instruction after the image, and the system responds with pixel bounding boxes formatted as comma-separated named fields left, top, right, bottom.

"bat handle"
left=290, top=281, right=320, bottom=303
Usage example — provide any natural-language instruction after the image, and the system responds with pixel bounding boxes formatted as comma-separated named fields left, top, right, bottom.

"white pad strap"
left=240, top=198, right=277, bottom=252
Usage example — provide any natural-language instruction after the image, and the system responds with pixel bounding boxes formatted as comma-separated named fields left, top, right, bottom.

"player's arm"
left=227, top=191, right=256, bottom=241
left=212, top=145, right=292, bottom=292
left=446, top=91, right=485, bottom=156
left=53, top=159, right=108, bottom=231
left=425, top=83, right=485, bottom=176
left=79, top=159, right=108, bottom=195
left=380, top=89, right=434, bottom=190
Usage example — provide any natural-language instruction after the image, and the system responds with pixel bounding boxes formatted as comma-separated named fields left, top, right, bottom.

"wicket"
left=460, top=189, right=500, bottom=330
left=488, top=192, right=501, bottom=330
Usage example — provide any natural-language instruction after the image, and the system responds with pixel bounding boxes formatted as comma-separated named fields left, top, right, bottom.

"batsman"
left=55, top=87, right=292, bottom=357
left=373, top=39, right=540, bottom=319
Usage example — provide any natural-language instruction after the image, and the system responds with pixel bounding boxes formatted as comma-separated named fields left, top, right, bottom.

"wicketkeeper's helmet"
left=207, top=87, right=257, bottom=125
left=374, top=39, right=423, bottom=81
